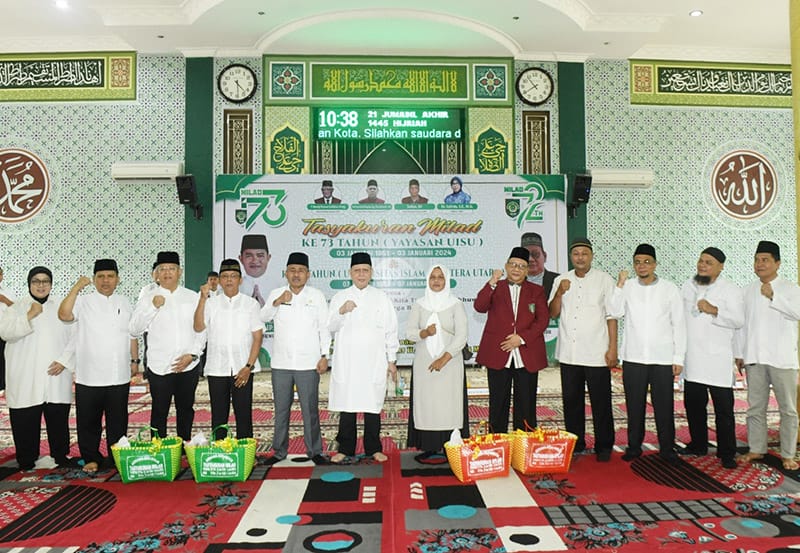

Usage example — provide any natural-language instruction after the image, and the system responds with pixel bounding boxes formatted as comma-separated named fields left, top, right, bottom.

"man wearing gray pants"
left=261, top=252, right=331, bottom=465
left=735, top=241, right=800, bottom=471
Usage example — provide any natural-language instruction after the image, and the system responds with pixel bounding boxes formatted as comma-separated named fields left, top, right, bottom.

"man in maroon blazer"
left=475, top=246, right=550, bottom=433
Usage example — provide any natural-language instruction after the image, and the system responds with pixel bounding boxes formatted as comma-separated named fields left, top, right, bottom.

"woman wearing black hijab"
left=0, top=267, right=76, bottom=470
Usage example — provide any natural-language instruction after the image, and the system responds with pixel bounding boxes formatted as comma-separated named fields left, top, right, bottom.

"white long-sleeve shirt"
left=735, top=276, right=800, bottom=369
left=71, top=291, right=133, bottom=387
left=260, top=284, right=331, bottom=370
left=682, top=277, right=744, bottom=387
left=327, top=285, right=399, bottom=413
left=202, top=292, right=262, bottom=377
left=0, top=295, right=74, bottom=407
left=608, top=276, right=686, bottom=366
left=129, top=285, right=205, bottom=376
left=549, top=268, right=616, bottom=366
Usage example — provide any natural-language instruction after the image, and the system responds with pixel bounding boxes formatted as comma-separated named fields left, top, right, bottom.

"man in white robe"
left=680, top=247, right=743, bottom=469
left=130, top=251, right=204, bottom=441
left=328, top=252, right=398, bottom=463
left=548, top=238, right=617, bottom=462
left=608, top=243, right=686, bottom=463
left=261, top=252, right=331, bottom=465
left=58, top=259, right=139, bottom=474
left=194, top=259, right=262, bottom=441
left=735, top=241, right=800, bottom=470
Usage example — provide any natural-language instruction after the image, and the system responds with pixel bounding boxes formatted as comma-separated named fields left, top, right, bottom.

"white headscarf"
left=417, top=264, right=460, bottom=358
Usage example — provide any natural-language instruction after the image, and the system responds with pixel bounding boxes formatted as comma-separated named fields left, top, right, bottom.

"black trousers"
left=560, top=363, right=615, bottom=453
left=9, top=402, right=71, bottom=469
left=487, top=363, right=538, bottom=433
left=207, top=374, right=253, bottom=440
left=148, top=368, right=200, bottom=441
left=75, top=383, right=130, bottom=465
left=684, top=379, right=736, bottom=460
left=622, top=361, right=674, bottom=455
left=336, top=412, right=382, bottom=456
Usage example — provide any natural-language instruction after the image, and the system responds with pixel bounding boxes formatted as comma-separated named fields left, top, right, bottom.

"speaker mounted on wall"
left=569, top=174, right=592, bottom=218
left=175, top=174, right=202, bottom=219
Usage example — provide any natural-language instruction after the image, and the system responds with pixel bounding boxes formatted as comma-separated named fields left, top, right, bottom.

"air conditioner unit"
left=111, top=161, right=184, bottom=182
left=588, top=168, right=654, bottom=189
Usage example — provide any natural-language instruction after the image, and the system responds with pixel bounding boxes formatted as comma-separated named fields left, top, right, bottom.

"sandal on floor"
left=782, top=457, right=799, bottom=471
left=372, top=452, right=388, bottom=462
left=736, top=452, right=765, bottom=463
left=82, top=461, right=99, bottom=474
left=330, top=453, right=348, bottom=464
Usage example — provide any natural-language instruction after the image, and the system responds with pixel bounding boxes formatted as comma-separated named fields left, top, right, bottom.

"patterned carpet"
left=0, top=367, right=794, bottom=553
left=0, top=436, right=799, bottom=552
left=0, top=365, right=773, bottom=465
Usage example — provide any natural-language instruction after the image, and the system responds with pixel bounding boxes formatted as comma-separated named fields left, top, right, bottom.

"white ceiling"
left=0, top=0, right=790, bottom=64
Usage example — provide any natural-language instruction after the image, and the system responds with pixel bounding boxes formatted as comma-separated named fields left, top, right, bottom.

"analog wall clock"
left=217, top=63, right=258, bottom=103
left=515, top=67, right=554, bottom=106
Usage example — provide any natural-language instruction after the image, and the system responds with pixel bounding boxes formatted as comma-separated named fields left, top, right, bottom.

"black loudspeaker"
left=176, top=175, right=196, bottom=205
left=569, top=174, right=592, bottom=218
left=573, top=174, right=592, bottom=204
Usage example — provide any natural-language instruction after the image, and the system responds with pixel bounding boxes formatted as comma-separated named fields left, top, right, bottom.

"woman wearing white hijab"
left=406, top=264, right=469, bottom=462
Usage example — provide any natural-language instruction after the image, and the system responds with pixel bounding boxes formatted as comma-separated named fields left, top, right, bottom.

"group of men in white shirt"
left=0, top=248, right=402, bottom=472
left=2, top=235, right=797, bottom=473
left=549, top=238, right=800, bottom=470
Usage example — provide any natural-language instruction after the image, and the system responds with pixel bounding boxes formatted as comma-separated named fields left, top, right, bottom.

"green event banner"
left=310, top=63, right=469, bottom=100
left=0, top=52, right=137, bottom=102
left=214, top=174, right=567, bottom=366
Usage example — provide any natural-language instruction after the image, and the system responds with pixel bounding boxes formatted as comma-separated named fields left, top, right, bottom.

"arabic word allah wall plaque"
left=0, top=148, right=51, bottom=224
left=711, top=149, right=776, bottom=220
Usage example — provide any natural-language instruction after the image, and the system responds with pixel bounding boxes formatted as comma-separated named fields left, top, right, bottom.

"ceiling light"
left=55, top=0, right=69, bottom=9
left=689, top=9, right=703, bottom=17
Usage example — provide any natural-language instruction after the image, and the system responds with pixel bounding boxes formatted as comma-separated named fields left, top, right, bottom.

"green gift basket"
left=185, top=425, right=257, bottom=483
left=110, top=427, right=183, bottom=483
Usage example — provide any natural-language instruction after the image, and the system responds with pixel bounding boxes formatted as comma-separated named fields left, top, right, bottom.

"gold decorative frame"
left=0, top=52, right=136, bottom=102
left=224, top=110, right=253, bottom=174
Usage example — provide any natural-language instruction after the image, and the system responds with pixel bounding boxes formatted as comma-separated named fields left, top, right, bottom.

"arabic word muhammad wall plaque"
left=0, top=148, right=51, bottom=224
left=711, top=150, right=777, bottom=220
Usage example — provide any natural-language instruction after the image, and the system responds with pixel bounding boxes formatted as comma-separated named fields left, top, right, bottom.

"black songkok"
left=287, top=252, right=309, bottom=268
left=633, top=243, right=656, bottom=260
left=94, top=259, right=118, bottom=274
left=702, top=247, right=726, bottom=263
left=520, top=232, right=543, bottom=249
left=570, top=237, right=593, bottom=251
left=240, top=234, right=268, bottom=252
left=156, top=251, right=180, bottom=266
left=350, top=252, right=372, bottom=267
left=756, top=241, right=780, bottom=260
left=219, top=258, right=242, bottom=274
left=509, top=246, right=530, bottom=263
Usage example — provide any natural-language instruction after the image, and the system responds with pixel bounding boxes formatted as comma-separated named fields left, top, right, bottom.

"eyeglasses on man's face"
left=633, top=259, right=654, bottom=266
left=506, top=261, right=528, bottom=271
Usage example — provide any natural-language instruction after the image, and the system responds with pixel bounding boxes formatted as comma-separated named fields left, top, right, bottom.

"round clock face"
left=218, top=64, right=258, bottom=103
left=515, top=68, right=554, bottom=106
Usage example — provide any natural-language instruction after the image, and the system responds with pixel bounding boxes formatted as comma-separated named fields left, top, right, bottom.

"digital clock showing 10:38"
left=314, top=107, right=463, bottom=141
